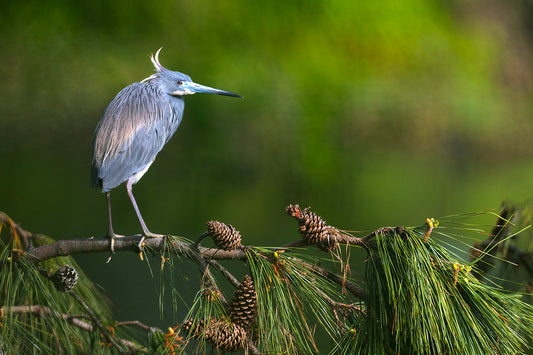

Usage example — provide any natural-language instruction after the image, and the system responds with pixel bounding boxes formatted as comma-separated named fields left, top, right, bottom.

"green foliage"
left=1, top=205, right=532, bottom=354
left=0, top=224, right=128, bottom=353
left=143, top=235, right=193, bottom=321
left=337, top=226, right=533, bottom=354
left=185, top=287, right=228, bottom=326
left=247, top=249, right=352, bottom=353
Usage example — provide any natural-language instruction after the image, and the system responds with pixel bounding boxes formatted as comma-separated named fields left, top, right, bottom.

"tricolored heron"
left=91, top=48, right=241, bottom=253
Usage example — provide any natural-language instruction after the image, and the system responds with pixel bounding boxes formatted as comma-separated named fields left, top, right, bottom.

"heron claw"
left=106, top=233, right=125, bottom=262
left=143, top=231, right=166, bottom=238
left=137, top=233, right=166, bottom=251
left=138, top=236, right=146, bottom=252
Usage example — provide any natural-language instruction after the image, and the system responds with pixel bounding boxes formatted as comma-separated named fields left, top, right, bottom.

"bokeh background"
left=2, top=0, right=533, bottom=335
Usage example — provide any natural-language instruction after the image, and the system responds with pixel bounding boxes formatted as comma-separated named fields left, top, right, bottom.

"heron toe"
left=108, top=232, right=125, bottom=254
left=143, top=231, right=166, bottom=238
left=137, top=232, right=167, bottom=253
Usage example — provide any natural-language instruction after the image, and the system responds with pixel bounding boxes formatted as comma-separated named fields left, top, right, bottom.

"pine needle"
left=337, top=227, right=533, bottom=354
left=247, top=248, right=353, bottom=353
left=0, top=229, right=126, bottom=353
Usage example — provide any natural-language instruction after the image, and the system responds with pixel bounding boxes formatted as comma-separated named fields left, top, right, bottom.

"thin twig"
left=300, top=273, right=363, bottom=326
left=188, top=244, right=228, bottom=303
left=69, top=291, right=126, bottom=353
left=116, top=320, right=154, bottom=332
left=279, top=239, right=309, bottom=249
left=329, top=301, right=363, bottom=328
left=193, top=231, right=210, bottom=247
left=207, top=259, right=241, bottom=288
left=1, top=305, right=93, bottom=331
left=287, top=256, right=367, bottom=299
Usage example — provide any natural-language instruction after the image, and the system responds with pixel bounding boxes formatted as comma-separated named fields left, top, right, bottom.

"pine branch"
left=23, top=235, right=248, bottom=264
left=2, top=204, right=532, bottom=354
left=1, top=305, right=93, bottom=331
left=116, top=320, right=154, bottom=332
left=36, top=264, right=126, bottom=351
left=22, top=235, right=369, bottom=301
left=207, top=258, right=241, bottom=288
left=287, top=256, right=367, bottom=299
left=22, top=228, right=377, bottom=266
left=0, top=305, right=143, bottom=352
left=69, top=291, right=127, bottom=352
left=189, top=244, right=220, bottom=292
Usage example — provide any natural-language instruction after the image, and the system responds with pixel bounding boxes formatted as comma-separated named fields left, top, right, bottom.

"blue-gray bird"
left=91, top=48, right=241, bottom=252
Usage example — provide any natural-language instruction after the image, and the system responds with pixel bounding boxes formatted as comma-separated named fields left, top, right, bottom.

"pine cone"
left=204, top=321, right=247, bottom=352
left=50, top=265, right=78, bottom=292
left=182, top=319, right=205, bottom=335
left=286, top=204, right=340, bottom=251
left=203, top=287, right=224, bottom=303
left=229, top=275, right=257, bottom=330
left=206, top=220, right=242, bottom=251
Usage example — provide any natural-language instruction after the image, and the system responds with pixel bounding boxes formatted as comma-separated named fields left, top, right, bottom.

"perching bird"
left=91, top=48, right=241, bottom=252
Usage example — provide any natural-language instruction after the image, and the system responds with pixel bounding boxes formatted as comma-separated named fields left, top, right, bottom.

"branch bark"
left=23, top=235, right=248, bottom=264
left=22, top=235, right=370, bottom=301
left=22, top=227, right=377, bottom=265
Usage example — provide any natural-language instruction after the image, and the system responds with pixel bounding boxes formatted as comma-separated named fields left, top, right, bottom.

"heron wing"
left=91, top=82, right=178, bottom=192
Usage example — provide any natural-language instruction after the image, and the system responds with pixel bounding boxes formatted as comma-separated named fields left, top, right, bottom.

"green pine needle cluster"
left=186, top=285, right=228, bottom=323
left=142, top=235, right=192, bottom=321
left=0, top=226, right=133, bottom=354
left=2, top=209, right=531, bottom=354
left=247, top=249, right=353, bottom=353
left=180, top=286, right=229, bottom=352
left=339, top=226, right=533, bottom=354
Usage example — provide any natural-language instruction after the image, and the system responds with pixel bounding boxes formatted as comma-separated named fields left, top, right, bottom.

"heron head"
left=149, top=48, right=242, bottom=98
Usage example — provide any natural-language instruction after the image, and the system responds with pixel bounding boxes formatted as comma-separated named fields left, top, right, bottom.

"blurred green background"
left=1, top=0, right=533, bottom=332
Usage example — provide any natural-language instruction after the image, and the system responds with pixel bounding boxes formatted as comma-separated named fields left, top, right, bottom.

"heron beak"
left=174, top=81, right=242, bottom=98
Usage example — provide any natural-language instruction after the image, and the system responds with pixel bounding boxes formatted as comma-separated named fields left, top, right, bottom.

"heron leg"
left=126, top=178, right=165, bottom=248
left=106, top=192, right=124, bottom=255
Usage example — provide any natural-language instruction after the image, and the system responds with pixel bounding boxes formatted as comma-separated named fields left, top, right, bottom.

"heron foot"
left=138, top=232, right=167, bottom=252
left=106, top=233, right=125, bottom=263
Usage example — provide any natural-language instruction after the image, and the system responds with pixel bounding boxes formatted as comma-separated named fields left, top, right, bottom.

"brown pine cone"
left=182, top=318, right=205, bottom=335
left=286, top=204, right=340, bottom=252
left=229, top=275, right=257, bottom=330
left=206, top=220, right=243, bottom=251
left=204, top=321, right=247, bottom=352
left=50, top=265, right=78, bottom=293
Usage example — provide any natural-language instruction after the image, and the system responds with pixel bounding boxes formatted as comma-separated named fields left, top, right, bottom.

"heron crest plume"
left=150, top=47, right=165, bottom=72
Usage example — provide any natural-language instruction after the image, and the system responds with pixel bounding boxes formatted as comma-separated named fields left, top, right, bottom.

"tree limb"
left=23, top=236, right=248, bottom=264
left=22, top=225, right=380, bottom=265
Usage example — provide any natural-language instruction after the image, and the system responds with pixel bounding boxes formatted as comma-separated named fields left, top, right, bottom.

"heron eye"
left=177, top=81, right=183, bottom=85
